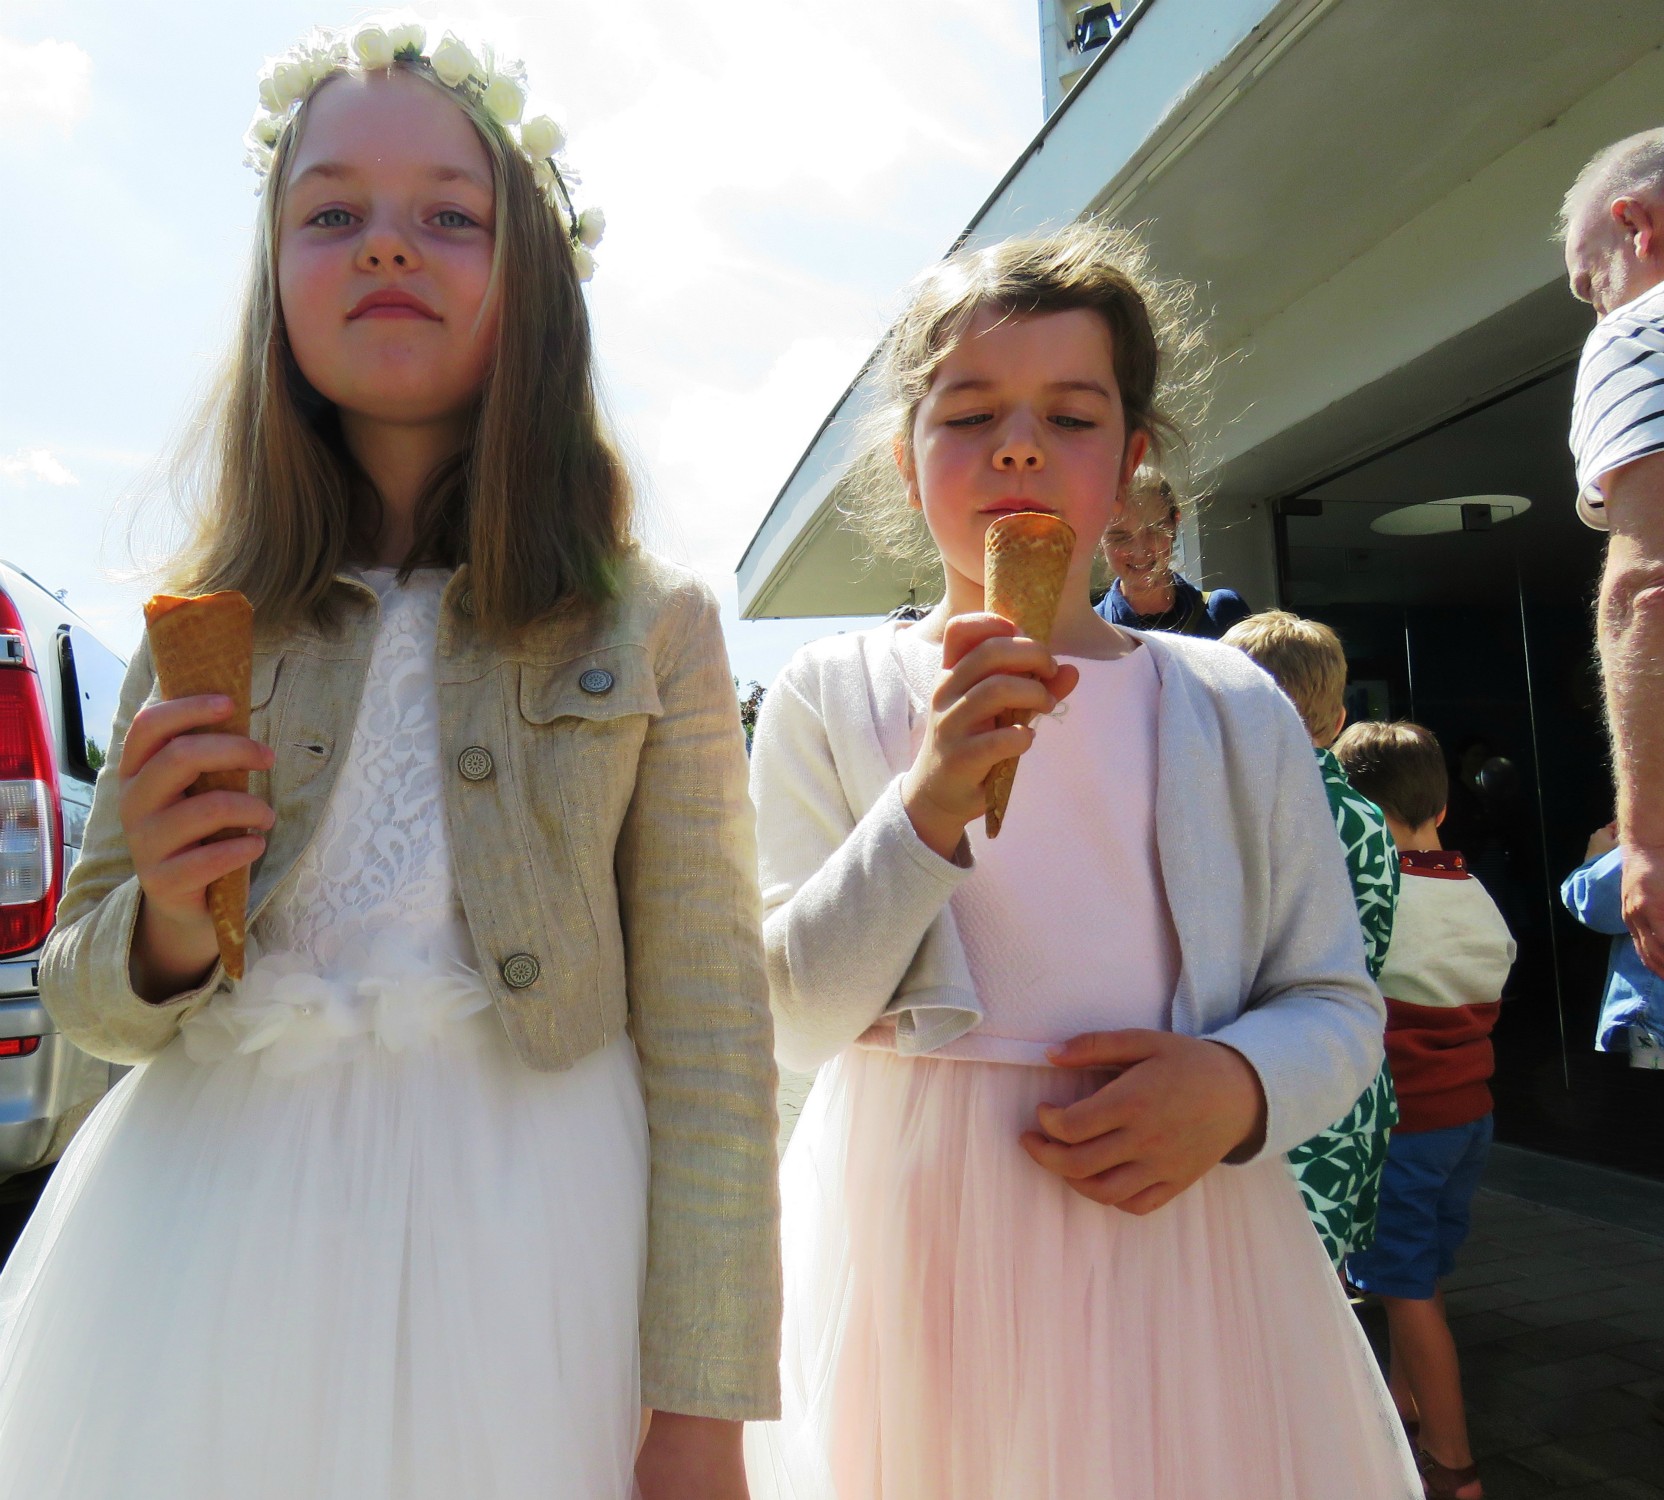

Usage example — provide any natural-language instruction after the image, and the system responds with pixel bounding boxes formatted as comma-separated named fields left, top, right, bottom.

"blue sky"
left=0, top=0, right=1041, bottom=688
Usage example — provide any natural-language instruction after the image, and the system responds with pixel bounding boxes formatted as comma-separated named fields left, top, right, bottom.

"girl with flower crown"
left=0, top=23, right=778, bottom=1500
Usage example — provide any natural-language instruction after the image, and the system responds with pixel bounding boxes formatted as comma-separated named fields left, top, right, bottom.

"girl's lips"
left=347, top=289, right=441, bottom=320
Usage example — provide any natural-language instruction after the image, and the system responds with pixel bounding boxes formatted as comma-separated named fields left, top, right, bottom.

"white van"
left=0, top=560, right=128, bottom=1182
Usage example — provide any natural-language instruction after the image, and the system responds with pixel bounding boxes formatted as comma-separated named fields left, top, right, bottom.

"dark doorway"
left=1278, top=366, right=1663, bottom=1182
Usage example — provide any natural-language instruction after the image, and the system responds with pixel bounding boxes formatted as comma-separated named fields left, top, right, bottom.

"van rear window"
left=59, top=626, right=127, bottom=781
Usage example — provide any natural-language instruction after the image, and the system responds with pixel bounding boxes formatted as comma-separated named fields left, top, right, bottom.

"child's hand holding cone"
left=119, top=593, right=272, bottom=998
left=898, top=583, right=1080, bottom=861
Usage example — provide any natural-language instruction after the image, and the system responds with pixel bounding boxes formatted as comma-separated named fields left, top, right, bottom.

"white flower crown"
left=246, top=22, right=604, bottom=281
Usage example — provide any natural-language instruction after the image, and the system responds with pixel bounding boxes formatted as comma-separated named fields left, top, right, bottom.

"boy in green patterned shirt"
left=1222, top=612, right=1400, bottom=1266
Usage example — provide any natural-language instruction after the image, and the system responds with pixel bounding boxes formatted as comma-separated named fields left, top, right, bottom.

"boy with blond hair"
left=1336, top=720, right=1515, bottom=1500
left=1221, top=611, right=1399, bottom=1266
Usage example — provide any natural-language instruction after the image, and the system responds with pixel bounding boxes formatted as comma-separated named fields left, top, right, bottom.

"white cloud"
left=452, top=0, right=1036, bottom=302
left=0, top=33, right=91, bottom=133
left=432, top=0, right=1040, bottom=683
left=0, top=447, right=78, bottom=486
left=643, top=333, right=876, bottom=577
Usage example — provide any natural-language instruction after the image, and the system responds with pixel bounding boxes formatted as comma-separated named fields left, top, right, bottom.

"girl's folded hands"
left=1019, top=1029, right=1269, bottom=1216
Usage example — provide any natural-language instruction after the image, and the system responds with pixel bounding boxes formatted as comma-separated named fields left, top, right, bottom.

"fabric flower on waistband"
left=182, top=951, right=365, bottom=1076
left=181, top=934, right=493, bottom=1077
left=244, top=17, right=603, bottom=280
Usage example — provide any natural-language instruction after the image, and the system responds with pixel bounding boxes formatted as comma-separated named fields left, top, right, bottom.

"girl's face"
left=908, top=306, right=1146, bottom=601
left=1103, top=502, right=1177, bottom=590
left=277, top=70, right=500, bottom=428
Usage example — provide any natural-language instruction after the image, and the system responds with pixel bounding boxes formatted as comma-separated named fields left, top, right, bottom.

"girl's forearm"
left=129, top=898, right=220, bottom=1004
left=899, top=768, right=971, bottom=862
left=635, top=1413, right=747, bottom=1500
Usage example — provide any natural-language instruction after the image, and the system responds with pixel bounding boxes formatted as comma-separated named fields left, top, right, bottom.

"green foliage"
left=734, top=679, right=766, bottom=747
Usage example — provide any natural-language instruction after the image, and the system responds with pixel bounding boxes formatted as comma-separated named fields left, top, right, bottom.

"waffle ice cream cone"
left=143, top=592, right=255, bottom=979
left=982, top=512, right=1075, bottom=838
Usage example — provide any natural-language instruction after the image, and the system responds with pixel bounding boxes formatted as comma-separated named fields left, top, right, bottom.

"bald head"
left=1563, top=128, right=1664, bottom=317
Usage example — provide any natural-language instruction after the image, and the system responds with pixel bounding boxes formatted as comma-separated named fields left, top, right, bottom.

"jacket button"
left=579, top=668, right=614, bottom=695
left=501, top=953, right=541, bottom=989
left=457, top=746, right=494, bottom=782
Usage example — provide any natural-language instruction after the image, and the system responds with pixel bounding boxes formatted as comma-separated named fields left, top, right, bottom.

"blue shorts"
left=1345, top=1114, right=1492, bottom=1300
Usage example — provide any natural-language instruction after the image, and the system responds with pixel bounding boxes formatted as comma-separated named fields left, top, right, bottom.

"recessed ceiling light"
left=1370, top=494, right=1532, bottom=536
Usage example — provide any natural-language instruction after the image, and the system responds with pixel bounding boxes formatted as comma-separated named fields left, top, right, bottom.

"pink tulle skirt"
left=745, top=1048, right=1421, bottom=1500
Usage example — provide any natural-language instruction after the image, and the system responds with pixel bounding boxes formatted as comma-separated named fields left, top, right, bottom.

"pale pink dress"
left=744, top=631, right=1419, bottom=1500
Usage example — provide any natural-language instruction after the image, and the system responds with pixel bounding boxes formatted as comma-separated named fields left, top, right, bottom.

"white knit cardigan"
left=748, top=621, right=1386, bottom=1163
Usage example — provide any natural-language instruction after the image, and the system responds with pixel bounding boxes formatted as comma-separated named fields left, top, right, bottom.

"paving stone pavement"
left=1354, top=1185, right=1664, bottom=1499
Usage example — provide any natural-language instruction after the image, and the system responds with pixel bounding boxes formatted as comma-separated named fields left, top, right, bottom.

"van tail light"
left=0, top=593, right=61, bottom=958
left=0, top=1035, right=41, bottom=1058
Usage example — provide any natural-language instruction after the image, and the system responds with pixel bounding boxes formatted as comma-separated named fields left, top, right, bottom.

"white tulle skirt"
left=745, top=1048, right=1421, bottom=1500
left=0, top=965, right=649, bottom=1500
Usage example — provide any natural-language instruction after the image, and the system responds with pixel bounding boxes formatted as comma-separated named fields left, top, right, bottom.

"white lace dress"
left=0, top=570, right=650, bottom=1500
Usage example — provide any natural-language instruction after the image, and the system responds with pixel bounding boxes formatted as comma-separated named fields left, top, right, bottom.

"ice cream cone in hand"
left=982, top=512, right=1075, bottom=837
left=143, top=592, right=255, bottom=979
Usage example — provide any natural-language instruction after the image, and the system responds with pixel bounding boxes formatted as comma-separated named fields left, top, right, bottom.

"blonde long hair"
left=167, top=61, right=632, bottom=634
left=841, top=221, right=1209, bottom=581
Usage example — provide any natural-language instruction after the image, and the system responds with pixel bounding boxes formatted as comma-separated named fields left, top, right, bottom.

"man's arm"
left=1598, top=452, right=1664, bottom=975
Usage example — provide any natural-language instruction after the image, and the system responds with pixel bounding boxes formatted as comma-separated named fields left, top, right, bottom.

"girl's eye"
left=1052, top=415, right=1095, bottom=429
left=945, top=413, right=991, bottom=428
left=433, top=209, right=479, bottom=230
left=308, top=208, right=356, bottom=229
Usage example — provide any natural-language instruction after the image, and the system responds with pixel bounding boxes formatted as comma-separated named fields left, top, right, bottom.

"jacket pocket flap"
left=250, top=653, right=283, bottom=709
left=518, top=647, right=661, bottom=724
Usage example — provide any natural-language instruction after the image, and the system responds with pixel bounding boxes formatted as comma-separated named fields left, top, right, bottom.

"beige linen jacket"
left=39, top=549, right=782, bottom=1421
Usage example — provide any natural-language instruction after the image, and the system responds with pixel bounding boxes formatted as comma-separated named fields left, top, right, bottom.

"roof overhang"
left=738, top=0, right=1664, bottom=619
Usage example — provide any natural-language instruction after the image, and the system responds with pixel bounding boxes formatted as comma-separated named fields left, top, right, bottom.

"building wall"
left=1191, top=494, right=1280, bottom=612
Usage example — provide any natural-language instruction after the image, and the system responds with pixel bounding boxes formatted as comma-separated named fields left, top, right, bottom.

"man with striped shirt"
left=1563, top=128, right=1664, bottom=979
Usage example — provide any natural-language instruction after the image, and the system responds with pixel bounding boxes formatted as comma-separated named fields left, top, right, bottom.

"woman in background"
left=1097, top=474, right=1250, bottom=638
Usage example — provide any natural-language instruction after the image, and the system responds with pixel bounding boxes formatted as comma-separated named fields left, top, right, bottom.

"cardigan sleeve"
left=749, top=657, right=972, bottom=1072
left=1206, top=706, right=1388, bottom=1161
